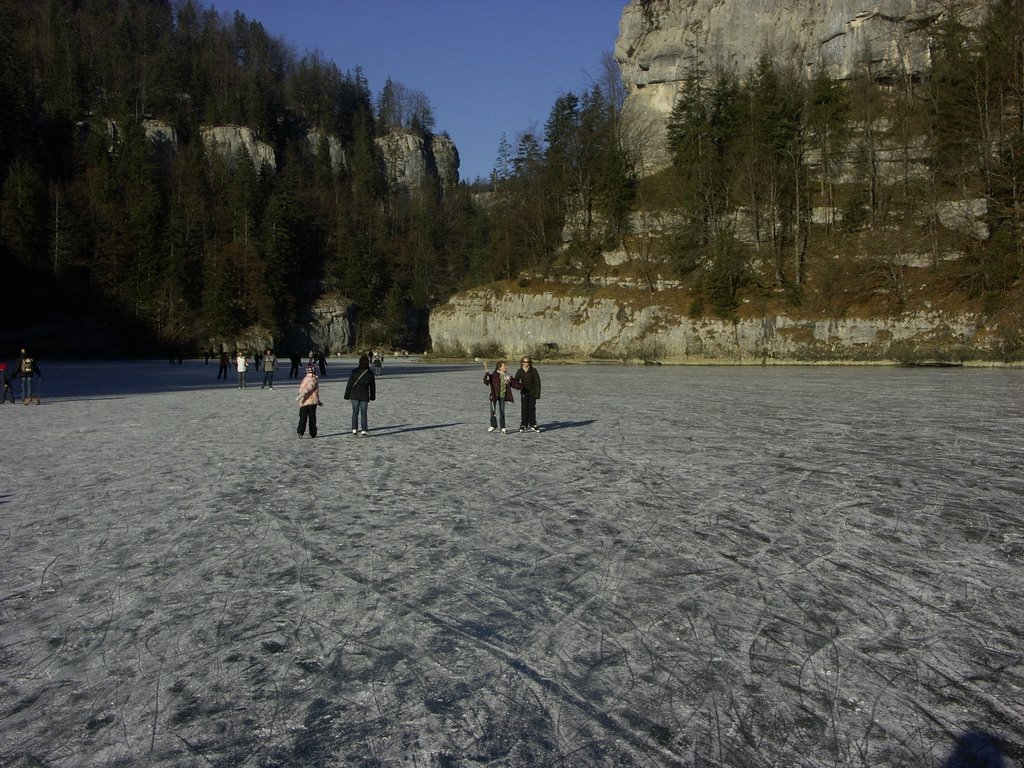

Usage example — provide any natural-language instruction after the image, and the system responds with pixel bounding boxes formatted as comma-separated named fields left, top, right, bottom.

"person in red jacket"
left=483, top=361, right=521, bottom=434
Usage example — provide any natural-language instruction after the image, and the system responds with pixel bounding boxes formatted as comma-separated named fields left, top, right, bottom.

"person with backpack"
left=343, top=354, right=376, bottom=436
left=15, top=348, right=42, bottom=404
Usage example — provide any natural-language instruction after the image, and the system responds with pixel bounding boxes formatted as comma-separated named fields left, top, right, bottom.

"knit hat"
left=306, top=365, right=315, bottom=374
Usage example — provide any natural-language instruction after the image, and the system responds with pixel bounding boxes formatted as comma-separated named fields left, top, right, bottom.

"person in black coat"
left=0, top=362, right=15, bottom=403
left=513, top=355, right=541, bottom=432
left=15, top=348, right=42, bottom=404
left=343, top=354, right=376, bottom=436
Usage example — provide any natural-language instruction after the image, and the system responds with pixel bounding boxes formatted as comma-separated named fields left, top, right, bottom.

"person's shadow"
left=538, top=419, right=595, bottom=432
left=942, top=731, right=1005, bottom=768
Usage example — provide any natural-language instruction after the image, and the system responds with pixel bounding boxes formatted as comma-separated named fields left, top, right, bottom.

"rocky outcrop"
left=429, top=289, right=1000, bottom=363
left=616, top=0, right=989, bottom=170
left=430, top=133, right=460, bottom=189
left=142, top=119, right=178, bottom=151
left=307, top=129, right=347, bottom=173
left=201, top=126, right=277, bottom=171
left=305, top=294, right=355, bottom=354
left=376, top=131, right=460, bottom=192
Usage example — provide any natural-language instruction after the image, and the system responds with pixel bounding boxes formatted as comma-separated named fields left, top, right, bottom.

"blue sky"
left=213, top=1, right=629, bottom=183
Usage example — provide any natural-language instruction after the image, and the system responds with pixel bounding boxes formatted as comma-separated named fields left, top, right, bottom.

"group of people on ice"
left=3, top=344, right=543, bottom=438
left=292, top=352, right=542, bottom=439
left=295, top=354, right=377, bottom=439
left=482, top=356, right=542, bottom=434
left=1, top=349, right=42, bottom=405
left=214, top=349, right=332, bottom=389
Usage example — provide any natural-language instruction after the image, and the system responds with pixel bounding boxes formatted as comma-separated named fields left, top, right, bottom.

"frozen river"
left=1, top=359, right=1022, bottom=767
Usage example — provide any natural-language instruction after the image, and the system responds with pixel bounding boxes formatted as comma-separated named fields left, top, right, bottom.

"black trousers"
left=298, top=404, right=318, bottom=437
left=520, top=394, right=537, bottom=427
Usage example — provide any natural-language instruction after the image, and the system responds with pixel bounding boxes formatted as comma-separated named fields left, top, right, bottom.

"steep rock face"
left=201, top=126, right=276, bottom=170
left=376, top=131, right=460, bottom=192
left=616, top=0, right=987, bottom=170
left=431, top=133, right=461, bottom=189
left=306, top=129, right=347, bottom=173
left=278, top=293, right=354, bottom=354
left=142, top=119, right=178, bottom=151
left=301, top=294, right=354, bottom=354
left=430, top=290, right=996, bottom=362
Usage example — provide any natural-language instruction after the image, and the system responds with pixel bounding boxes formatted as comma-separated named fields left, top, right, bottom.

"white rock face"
left=616, top=0, right=989, bottom=170
left=430, top=289, right=991, bottom=362
left=376, top=131, right=460, bottom=192
left=142, top=119, right=178, bottom=150
left=307, top=294, right=354, bottom=354
left=201, top=126, right=276, bottom=171
left=431, top=133, right=461, bottom=189
left=306, top=130, right=347, bottom=173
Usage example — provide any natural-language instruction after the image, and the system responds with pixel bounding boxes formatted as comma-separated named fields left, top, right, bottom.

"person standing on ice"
left=217, top=350, right=229, bottom=380
left=260, top=349, right=277, bottom=389
left=296, top=364, right=320, bottom=438
left=484, top=361, right=521, bottom=434
left=235, top=351, right=249, bottom=389
left=1, top=361, right=16, bottom=403
left=513, top=355, right=541, bottom=432
left=15, top=348, right=42, bottom=404
left=344, top=354, right=376, bottom=436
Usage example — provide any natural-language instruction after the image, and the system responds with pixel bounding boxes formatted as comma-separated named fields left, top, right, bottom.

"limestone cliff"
left=616, top=0, right=989, bottom=170
left=201, top=126, right=277, bottom=170
left=423, top=0, right=1012, bottom=364
left=376, top=131, right=460, bottom=192
left=113, top=118, right=458, bottom=194
left=429, top=289, right=1007, bottom=364
left=307, top=129, right=347, bottom=174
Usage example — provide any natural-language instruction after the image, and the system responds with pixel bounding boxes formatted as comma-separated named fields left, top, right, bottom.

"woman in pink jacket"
left=296, top=365, right=321, bottom=438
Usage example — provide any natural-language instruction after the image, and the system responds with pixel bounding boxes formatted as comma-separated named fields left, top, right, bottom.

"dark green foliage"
left=0, top=0, right=483, bottom=352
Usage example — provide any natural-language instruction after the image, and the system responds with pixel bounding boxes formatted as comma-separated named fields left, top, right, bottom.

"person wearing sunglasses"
left=513, top=356, right=542, bottom=432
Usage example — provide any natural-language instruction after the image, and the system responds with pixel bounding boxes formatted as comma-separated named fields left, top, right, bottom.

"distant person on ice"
left=235, top=351, right=249, bottom=389
left=16, top=348, right=42, bottom=404
left=484, top=361, right=521, bottom=434
left=344, top=354, right=376, bottom=436
left=261, top=349, right=277, bottom=389
left=217, top=350, right=229, bottom=381
left=0, top=361, right=16, bottom=403
left=513, top=355, right=541, bottom=432
left=296, top=364, right=320, bottom=438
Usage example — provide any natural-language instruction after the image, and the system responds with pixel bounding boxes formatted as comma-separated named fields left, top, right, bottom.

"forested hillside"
left=0, top=0, right=492, bottom=354
left=2, top=0, right=1021, bottom=359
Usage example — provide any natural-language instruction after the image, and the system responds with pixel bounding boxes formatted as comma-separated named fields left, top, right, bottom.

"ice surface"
left=1, top=359, right=1022, bottom=767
